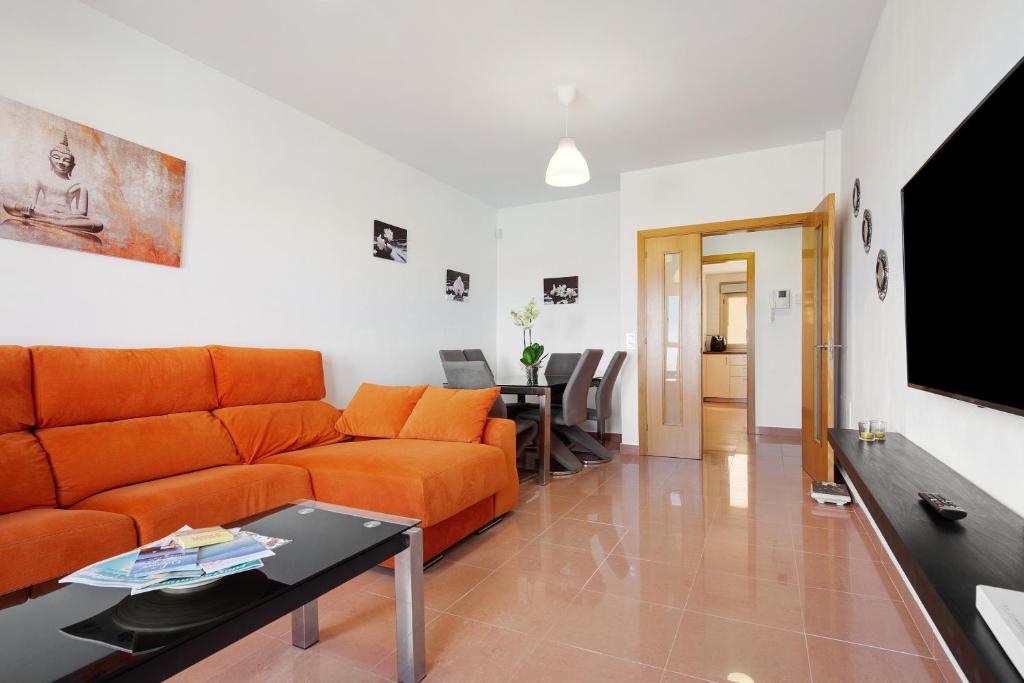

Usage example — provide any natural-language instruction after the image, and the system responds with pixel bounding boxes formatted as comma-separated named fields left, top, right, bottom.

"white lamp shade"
left=545, top=137, right=590, bottom=187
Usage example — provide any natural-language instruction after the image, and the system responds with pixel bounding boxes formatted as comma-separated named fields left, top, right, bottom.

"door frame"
left=637, top=210, right=817, bottom=456
left=702, top=251, right=756, bottom=435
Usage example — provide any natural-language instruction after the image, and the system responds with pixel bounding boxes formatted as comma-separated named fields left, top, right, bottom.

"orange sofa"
left=0, top=345, right=518, bottom=597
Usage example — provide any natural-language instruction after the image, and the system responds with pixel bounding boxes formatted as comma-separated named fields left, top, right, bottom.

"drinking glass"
left=858, top=420, right=874, bottom=441
left=871, top=419, right=887, bottom=441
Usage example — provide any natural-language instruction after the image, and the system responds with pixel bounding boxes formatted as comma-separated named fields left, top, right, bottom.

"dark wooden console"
left=829, top=429, right=1024, bottom=683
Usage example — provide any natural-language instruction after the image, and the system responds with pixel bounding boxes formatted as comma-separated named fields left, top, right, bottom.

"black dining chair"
left=441, top=360, right=538, bottom=468
left=588, top=351, right=626, bottom=443
left=461, top=349, right=493, bottom=376
left=521, top=349, right=603, bottom=475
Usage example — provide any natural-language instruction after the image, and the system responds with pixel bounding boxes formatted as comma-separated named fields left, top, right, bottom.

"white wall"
left=838, top=0, right=1024, bottom=515
left=0, top=0, right=497, bottom=406
left=704, top=229, right=803, bottom=429
left=495, top=192, right=622, bottom=429
left=619, top=140, right=834, bottom=444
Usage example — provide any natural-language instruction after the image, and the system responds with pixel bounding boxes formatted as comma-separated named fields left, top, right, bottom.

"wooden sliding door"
left=641, top=234, right=702, bottom=459
left=801, top=194, right=837, bottom=482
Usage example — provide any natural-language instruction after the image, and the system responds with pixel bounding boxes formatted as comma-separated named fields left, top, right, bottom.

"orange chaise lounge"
left=0, top=344, right=518, bottom=597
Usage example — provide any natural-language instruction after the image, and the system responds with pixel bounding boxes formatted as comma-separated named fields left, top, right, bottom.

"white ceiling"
left=84, top=0, right=884, bottom=208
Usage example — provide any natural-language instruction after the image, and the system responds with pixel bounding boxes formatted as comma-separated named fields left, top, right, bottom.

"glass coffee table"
left=0, top=500, right=425, bottom=682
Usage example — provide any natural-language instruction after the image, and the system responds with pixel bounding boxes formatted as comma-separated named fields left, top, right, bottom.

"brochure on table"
left=62, top=525, right=290, bottom=595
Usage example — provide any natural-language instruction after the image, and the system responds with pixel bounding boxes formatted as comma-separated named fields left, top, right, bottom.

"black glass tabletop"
left=0, top=501, right=418, bottom=682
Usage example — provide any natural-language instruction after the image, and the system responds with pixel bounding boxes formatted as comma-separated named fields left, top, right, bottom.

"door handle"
left=815, top=341, right=843, bottom=359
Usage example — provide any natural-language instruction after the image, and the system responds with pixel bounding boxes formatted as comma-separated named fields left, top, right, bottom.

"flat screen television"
left=901, top=56, right=1024, bottom=417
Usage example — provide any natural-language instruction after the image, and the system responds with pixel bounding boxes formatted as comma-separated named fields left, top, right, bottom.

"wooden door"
left=801, top=194, right=837, bottom=482
left=643, top=234, right=702, bottom=458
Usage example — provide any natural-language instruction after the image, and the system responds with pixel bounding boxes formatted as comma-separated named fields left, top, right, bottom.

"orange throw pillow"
left=336, top=384, right=428, bottom=438
left=214, top=400, right=346, bottom=463
left=399, top=386, right=501, bottom=444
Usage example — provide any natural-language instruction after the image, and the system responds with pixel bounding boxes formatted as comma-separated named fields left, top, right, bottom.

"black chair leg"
left=550, top=434, right=584, bottom=475
left=557, top=425, right=613, bottom=464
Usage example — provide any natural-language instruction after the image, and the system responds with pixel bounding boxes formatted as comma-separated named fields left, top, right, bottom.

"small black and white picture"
left=372, top=220, right=408, bottom=263
left=543, top=276, right=579, bottom=305
left=445, top=269, right=470, bottom=301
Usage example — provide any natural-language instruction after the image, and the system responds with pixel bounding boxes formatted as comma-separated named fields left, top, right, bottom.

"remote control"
left=918, top=492, right=967, bottom=520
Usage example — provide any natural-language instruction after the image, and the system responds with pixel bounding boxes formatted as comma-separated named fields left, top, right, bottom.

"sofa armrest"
left=482, top=417, right=519, bottom=516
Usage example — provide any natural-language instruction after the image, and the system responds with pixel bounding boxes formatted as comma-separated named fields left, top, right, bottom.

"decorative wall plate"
left=876, top=249, right=889, bottom=301
left=861, top=209, right=872, bottom=253
left=852, top=178, right=861, bottom=217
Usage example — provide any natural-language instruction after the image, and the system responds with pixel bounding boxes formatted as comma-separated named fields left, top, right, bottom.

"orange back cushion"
left=214, top=400, right=346, bottom=463
left=0, top=432, right=56, bottom=513
left=36, top=411, right=241, bottom=506
left=31, top=346, right=218, bottom=428
left=0, top=346, right=35, bottom=434
left=399, top=386, right=501, bottom=444
left=336, top=384, right=428, bottom=438
left=207, top=346, right=326, bottom=408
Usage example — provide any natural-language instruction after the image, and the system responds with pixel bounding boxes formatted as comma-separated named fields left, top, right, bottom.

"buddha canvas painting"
left=445, top=269, right=469, bottom=301
left=0, top=96, right=185, bottom=267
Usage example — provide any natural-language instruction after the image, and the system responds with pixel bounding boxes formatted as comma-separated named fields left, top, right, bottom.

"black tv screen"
left=901, top=56, right=1024, bottom=416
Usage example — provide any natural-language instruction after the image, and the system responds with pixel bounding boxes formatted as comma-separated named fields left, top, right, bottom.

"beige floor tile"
left=802, top=586, right=931, bottom=656
left=169, top=632, right=282, bottom=682
left=307, top=592, right=414, bottom=670
left=704, top=514, right=794, bottom=549
left=806, top=635, right=945, bottom=682
left=699, top=538, right=799, bottom=584
left=212, top=637, right=389, bottom=682
left=792, top=524, right=878, bottom=560
left=584, top=554, right=697, bottom=607
left=685, top=569, right=804, bottom=632
left=550, top=589, right=684, bottom=668
left=374, top=613, right=538, bottom=683
left=666, top=611, right=811, bottom=682
left=612, top=522, right=706, bottom=567
left=361, top=559, right=492, bottom=611
left=446, top=567, right=581, bottom=634
left=508, top=540, right=607, bottom=585
left=517, top=489, right=585, bottom=517
left=511, top=641, right=665, bottom=682
left=498, top=509, right=558, bottom=539
left=535, top=517, right=628, bottom=554
left=794, top=551, right=900, bottom=601
left=444, top=526, right=532, bottom=570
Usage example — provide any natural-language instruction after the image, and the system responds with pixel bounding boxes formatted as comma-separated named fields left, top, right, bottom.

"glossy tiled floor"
left=172, top=413, right=960, bottom=682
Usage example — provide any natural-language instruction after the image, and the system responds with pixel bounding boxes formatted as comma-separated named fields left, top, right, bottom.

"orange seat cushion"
left=0, top=508, right=137, bottom=596
left=73, top=464, right=313, bottom=544
left=37, top=411, right=242, bottom=507
left=31, top=346, right=218, bottom=427
left=263, top=438, right=506, bottom=526
left=214, top=400, right=347, bottom=463
left=399, top=386, right=501, bottom=444
left=0, top=346, right=34, bottom=434
left=207, top=346, right=326, bottom=408
left=336, top=384, right=427, bottom=438
left=0, top=432, right=56, bottom=514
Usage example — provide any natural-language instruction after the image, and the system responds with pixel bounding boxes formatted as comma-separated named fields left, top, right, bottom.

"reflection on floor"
left=171, top=431, right=958, bottom=682
left=703, top=401, right=747, bottom=450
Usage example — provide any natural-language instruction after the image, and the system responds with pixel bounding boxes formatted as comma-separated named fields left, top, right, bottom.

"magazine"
left=129, top=542, right=200, bottom=577
left=62, top=525, right=290, bottom=593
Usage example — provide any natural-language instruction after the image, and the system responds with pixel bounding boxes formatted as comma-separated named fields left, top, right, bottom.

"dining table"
left=494, top=373, right=601, bottom=486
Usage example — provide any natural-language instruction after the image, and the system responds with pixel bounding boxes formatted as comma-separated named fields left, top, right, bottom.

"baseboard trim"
left=754, top=426, right=801, bottom=438
left=620, top=443, right=639, bottom=455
